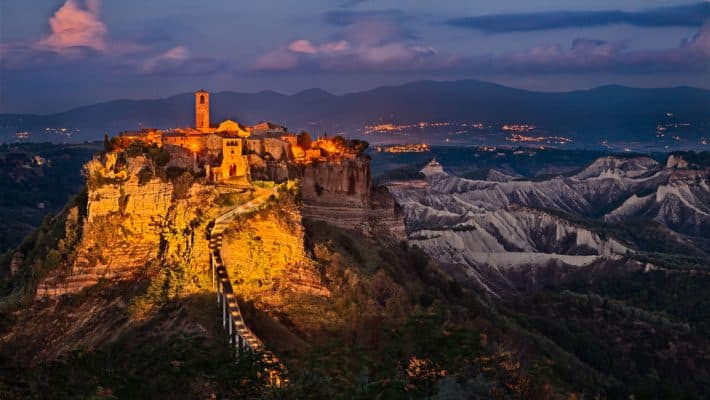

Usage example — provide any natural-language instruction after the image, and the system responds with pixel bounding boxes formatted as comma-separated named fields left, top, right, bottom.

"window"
left=200, top=95, right=205, bottom=104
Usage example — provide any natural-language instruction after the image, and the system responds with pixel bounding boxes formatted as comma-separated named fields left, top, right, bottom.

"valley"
left=3, top=1, right=709, bottom=397
left=2, top=81, right=709, bottom=152
left=0, top=136, right=708, bottom=398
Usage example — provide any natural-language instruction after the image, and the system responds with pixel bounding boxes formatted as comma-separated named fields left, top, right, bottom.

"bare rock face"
left=666, top=154, right=689, bottom=169
left=247, top=154, right=290, bottom=182
left=37, top=175, right=173, bottom=298
left=164, top=145, right=194, bottom=169
left=263, top=138, right=292, bottom=162
left=246, top=138, right=292, bottom=162
left=88, top=178, right=173, bottom=237
left=297, top=157, right=371, bottom=208
left=301, top=186, right=406, bottom=243
left=245, top=155, right=405, bottom=241
left=220, top=195, right=328, bottom=300
left=297, top=158, right=406, bottom=242
left=35, top=154, right=219, bottom=299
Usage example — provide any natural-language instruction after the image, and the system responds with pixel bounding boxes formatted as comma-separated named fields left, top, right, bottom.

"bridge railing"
left=209, top=211, right=286, bottom=387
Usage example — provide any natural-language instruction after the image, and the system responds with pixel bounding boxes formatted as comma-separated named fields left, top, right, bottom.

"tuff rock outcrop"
left=35, top=154, right=220, bottom=298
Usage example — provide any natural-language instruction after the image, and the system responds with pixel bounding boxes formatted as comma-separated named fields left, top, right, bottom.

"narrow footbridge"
left=208, top=190, right=285, bottom=386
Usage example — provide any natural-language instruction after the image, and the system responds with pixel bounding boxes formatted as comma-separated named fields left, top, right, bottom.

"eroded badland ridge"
left=1, top=90, right=709, bottom=398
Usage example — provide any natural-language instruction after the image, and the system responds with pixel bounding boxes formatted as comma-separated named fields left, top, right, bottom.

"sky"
left=0, top=0, right=708, bottom=113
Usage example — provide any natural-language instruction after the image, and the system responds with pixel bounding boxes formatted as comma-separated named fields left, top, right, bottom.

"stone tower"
left=195, top=89, right=210, bottom=132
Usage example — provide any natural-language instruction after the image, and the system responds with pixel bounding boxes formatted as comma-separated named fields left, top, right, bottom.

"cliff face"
left=295, top=157, right=406, bottom=242
left=220, top=194, right=328, bottom=304
left=245, top=138, right=292, bottom=162
left=297, top=157, right=371, bottom=207
left=247, top=155, right=290, bottom=182
left=87, top=177, right=173, bottom=236
left=243, top=154, right=405, bottom=241
left=32, top=150, right=406, bottom=299
left=35, top=154, right=219, bottom=298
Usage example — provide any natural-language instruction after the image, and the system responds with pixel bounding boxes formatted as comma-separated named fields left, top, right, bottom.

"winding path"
left=208, top=188, right=285, bottom=386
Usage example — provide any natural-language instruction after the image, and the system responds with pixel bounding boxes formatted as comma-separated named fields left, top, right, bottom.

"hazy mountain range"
left=1, top=80, right=709, bottom=146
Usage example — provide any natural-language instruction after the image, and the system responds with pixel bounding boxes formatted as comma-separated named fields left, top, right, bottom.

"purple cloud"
left=253, top=23, right=710, bottom=75
left=254, top=7, right=435, bottom=73
left=141, top=46, right=227, bottom=75
left=447, top=2, right=709, bottom=33
left=339, top=0, right=370, bottom=9
left=254, top=38, right=445, bottom=72
left=1, top=0, right=227, bottom=77
left=37, top=0, right=107, bottom=53
left=322, top=9, right=408, bottom=26
left=485, top=24, right=710, bottom=74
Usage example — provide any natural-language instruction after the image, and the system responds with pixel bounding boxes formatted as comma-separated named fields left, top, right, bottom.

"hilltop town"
left=111, top=89, right=369, bottom=186
left=31, top=89, right=404, bottom=299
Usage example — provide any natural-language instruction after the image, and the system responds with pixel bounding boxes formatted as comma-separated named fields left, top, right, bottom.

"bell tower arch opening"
left=195, top=89, right=210, bottom=132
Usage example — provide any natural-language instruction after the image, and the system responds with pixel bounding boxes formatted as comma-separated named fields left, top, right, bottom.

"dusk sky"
left=1, top=0, right=708, bottom=114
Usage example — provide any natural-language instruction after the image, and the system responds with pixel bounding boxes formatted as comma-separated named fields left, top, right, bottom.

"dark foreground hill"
left=0, top=144, right=709, bottom=398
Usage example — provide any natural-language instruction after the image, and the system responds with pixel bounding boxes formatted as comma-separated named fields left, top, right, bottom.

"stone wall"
left=247, top=155, right=290, bottom=182
left=246, top=138, right=292, bottom=162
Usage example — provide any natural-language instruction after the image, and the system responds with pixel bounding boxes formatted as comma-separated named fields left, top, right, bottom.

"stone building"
left=195, top=89, right=210, bottom=132
left=217, top=120, right=251, bottom=137
left=116, top=128, right=163, bottom=147
left=163, top=130, right=205, bottom=152
left=251, top=122, right=287, bottom=136
left=110, top=88, right=364, bottom=187
left=207, top=137, right=250, bottom=182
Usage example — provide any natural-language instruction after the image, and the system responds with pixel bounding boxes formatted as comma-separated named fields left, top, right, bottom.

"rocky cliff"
left=295, top=157, right=406, bottom=242
left=29, top=147, right=407, bottom=300
left=296, top=157, right=371, bottom=208
left=219, top=193, right=330, bottom=353
left=35, top=154, right=220, bottom=298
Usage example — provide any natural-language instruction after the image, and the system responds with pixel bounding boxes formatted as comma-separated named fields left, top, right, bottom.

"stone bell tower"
left=195, top=89, right=210, bottom=132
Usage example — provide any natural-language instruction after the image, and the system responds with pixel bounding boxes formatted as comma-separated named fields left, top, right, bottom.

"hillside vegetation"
left=0, top=147, right=709, bottom=399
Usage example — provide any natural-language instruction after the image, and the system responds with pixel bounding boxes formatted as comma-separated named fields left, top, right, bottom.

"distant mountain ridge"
left=1, top=80, right=709, bottom=144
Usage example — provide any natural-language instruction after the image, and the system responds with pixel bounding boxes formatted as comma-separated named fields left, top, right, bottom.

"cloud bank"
left=254, top=21, right=710, bottom=75
left=322, top=9, right=408, bottom=26
left=447, top=3, right=709, bottom=33
left=255, top=8, right=440, bottom=72
left=1, top=0, right=226, bottom=76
